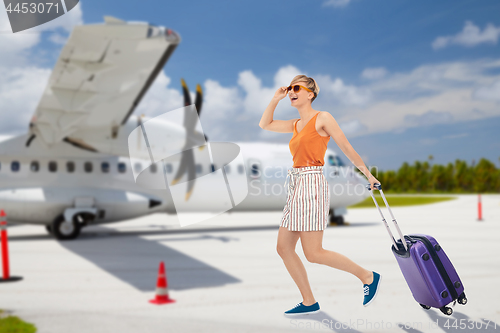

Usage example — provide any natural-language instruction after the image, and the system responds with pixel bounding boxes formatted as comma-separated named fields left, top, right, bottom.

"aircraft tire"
left=334, top=215, right=344, bottom=225
left=329, top=211, right=345, bottom=225
left=52, top=215, right=81, bottom=240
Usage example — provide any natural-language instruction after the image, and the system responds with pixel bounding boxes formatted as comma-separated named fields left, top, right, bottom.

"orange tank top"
left=289, top=111, right=330, bottom=168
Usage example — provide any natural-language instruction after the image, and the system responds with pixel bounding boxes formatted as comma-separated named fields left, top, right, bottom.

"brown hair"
left=290, top=75, right=320, bottom=102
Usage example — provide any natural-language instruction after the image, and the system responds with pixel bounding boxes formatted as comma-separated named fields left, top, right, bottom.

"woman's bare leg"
left=277, top=226, right=316, bottom=306
left=299, top=230, right=374, bottom=285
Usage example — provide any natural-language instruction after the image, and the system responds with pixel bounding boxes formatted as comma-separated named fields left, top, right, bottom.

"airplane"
left=0, top=16, right=369, bottom=240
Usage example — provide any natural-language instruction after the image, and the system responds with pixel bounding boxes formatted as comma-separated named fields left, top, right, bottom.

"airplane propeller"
left=169, top=79, right=206, bottom=201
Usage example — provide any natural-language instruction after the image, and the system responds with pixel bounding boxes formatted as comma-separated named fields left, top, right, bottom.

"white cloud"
left=202, top=79, right=242, bottom=120
left=323, top=0, right=352, bottom=8
left=473, top=80, right=500, bottom=101
left=3, top=58, right=500, bottom=141
left=404, top=110, right=454, bottom=126
left=339, top=120, right=367, bottom=134
left=135, top=71, right=183, bottom=118
left=236, top=65, right=302, bottom=118
left=361, top=67, right=388, bottom=80
left=0, top=3, right=83, bottom=65
left=273, top=65, right=302, bottom=87
left=0, top=66, right=51, bottom=134
left=48, top=33, right=68, bottom=45
left=315, top=75, right=372, bottom=106
left=139, top=59, right=500, bottom=141
left=432, top=21, right=500, bottom=50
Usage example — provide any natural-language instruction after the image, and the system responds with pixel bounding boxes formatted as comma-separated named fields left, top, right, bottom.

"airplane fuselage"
left=0, top=115, right=368, bottom=229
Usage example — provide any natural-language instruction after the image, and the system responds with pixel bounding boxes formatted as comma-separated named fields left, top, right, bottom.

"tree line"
left=363, top=157, right=500, bottom=193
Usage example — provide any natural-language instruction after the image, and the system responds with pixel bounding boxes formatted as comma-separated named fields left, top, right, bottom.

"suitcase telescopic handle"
left=366, top=183, right=408, bottom=251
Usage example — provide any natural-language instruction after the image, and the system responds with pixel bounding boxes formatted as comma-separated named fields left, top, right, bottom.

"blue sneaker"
left=284, top=302, right=320, bottom=316
left=363, top=271, right=381, bottom=307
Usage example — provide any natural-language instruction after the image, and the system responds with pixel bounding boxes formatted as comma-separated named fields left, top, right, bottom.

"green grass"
left=348, top=195, right=457, bottom=208
left=0, top=310, right=36, bottom=333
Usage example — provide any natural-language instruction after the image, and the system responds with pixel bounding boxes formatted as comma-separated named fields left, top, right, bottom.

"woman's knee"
left=304, top=249, right=323, bottom=263
left=277, top=243, right=295, bottom=258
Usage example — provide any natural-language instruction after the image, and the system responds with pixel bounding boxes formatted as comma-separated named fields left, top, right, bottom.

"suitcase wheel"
left=419, top=304, right=431, bottom=310
left=458, top=292, right=467, bottom=305
left=439, top=306, right=453, bottom=315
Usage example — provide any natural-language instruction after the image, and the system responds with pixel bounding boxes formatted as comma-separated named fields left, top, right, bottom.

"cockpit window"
left=30, top=161, right=39, bottom=172
left=118, top=162, right=126, bottom=173
left=328, top=155, right=345, bottom=167
left=11, top=161, right=20, bottom=172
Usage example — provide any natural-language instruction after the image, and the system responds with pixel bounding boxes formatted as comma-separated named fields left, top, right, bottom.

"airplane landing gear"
left=329, top=209, right=346, bottom=226
left=52, top=215, right=81, bottom=240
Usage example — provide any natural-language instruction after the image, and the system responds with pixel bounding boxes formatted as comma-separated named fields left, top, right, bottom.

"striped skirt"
left=280, top=165, right=330, bottom=231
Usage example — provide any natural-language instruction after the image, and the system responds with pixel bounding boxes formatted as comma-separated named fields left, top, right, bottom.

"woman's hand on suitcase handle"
left=366, top=180, right=382, bottom=191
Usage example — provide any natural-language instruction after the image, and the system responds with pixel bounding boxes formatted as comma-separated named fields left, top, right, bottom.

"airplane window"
left=165, top=163, right=172, bottom=173
left=224, top=165, right=230, bottom=173
left=11, top=161, right=20, bottom=172
left=238, top=165, right=244, bottom=174
left=150, top=163, right=157, bottom=173
left=101, top=162, right=110, bottom=173
left=211, top=164, right=216, bottom=172
left=84, top=162, right=93, bottom=173
left=66, top=161, right=75, bottom=173
left=196, top=164, right=202, bottom=174
left=134, top=162, right=142, bottom=173
left=49, top=161, right=57, bottom=172
left=118, top=162, right=126, bottom=173
left=30, top=161, right=39, bottom=172
left=336, top=156, right=345, bottom=166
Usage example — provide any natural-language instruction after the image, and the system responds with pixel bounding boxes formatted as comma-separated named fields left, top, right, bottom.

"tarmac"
left=1, top=194, right=499, bottom=333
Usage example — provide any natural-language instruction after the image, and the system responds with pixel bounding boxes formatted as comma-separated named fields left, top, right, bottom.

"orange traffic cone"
left=149, top=261, right=175, bottom=304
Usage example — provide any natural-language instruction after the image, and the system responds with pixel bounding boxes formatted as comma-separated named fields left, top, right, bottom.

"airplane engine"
left=0, top=187, right=163, bottom=240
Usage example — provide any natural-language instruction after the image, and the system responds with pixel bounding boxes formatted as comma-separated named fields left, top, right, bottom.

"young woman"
left=259, top=75, right=382, bottom=315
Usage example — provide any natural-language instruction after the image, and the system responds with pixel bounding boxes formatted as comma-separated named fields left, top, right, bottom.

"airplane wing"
left=29, top=16, right=181, bottom=148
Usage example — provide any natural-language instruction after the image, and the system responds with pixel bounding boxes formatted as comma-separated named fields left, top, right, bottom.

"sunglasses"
left=287, top=85, right=316, bottom=96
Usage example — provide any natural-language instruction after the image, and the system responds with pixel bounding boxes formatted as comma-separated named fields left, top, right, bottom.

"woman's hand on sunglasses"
left=273, top=86, right=288, bottom=101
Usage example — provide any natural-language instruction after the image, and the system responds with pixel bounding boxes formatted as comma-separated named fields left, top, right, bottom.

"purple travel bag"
left=366, top=184, right=467, bottom=316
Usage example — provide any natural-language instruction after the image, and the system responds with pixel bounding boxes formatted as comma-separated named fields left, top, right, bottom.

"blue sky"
left=0, top=0, right=499, bottom=170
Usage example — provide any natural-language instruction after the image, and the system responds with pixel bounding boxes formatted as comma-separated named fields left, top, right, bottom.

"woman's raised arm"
left=259, top=87, right=297, bottom=133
